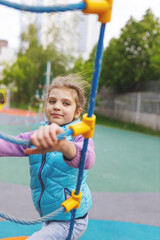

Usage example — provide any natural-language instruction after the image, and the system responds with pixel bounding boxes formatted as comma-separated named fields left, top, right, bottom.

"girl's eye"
left=63, top=102, right=70, bottom=106
left=49, top=100, right=56, bottom=104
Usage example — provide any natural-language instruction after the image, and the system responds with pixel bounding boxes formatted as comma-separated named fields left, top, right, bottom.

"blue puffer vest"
left=29, top=120, right=92, bottom=220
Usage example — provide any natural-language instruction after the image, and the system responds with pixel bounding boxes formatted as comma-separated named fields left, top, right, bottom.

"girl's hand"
left=24, top=123, right=77, bottom=160
left=24, top=123, right=66, bottom=155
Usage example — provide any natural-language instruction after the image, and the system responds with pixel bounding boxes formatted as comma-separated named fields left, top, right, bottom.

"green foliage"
left=70, top=45, right=97, bottom=103
left=71, top=45, right=97, bottom=83
left=1, top=24, right=70, bottom=103
left=2, top=8, right=160, bottom=104
left=2, top=56, right=36, bottom=102
left=100, top=9, right=160, bottom=92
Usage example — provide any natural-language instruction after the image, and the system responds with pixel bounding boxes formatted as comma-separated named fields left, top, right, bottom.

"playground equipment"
left=25, top=61, right=52, bottom=130
left=0, top=0, right=113, bottom=239
left=0, top=89, right=10, bottom=110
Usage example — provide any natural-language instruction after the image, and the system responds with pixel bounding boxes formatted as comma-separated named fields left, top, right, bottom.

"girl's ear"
left=74, top=108, right=82, bottom=119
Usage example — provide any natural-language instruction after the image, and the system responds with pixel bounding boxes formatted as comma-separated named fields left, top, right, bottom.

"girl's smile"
left=45, top=87, right=81, bottom=125
left=51, top=113, right=63, bottom=118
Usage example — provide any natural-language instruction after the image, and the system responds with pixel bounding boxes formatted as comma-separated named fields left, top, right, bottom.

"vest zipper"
left=38, top=153, right=46, bottom=217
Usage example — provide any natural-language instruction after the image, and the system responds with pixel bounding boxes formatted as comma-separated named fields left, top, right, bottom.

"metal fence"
left=96, top=91, right=160, bottom=130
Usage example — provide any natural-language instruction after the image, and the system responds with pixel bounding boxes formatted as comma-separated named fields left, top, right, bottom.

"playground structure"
left=0, top=0, right=113, bottom=239
left=0, top=62, right=52, bottom=129
left=25, top=61, right=53, bottom=130
left=0, top=89, right=10, bottom=110
left=28, top=61, right=52, bottom=112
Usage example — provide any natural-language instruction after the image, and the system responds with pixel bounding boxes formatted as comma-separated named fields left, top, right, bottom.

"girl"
left=0, top=74, right=96, bottom=240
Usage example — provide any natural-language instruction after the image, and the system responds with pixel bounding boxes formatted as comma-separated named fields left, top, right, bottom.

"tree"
left=2, top=24, right=70, bottom=103
left=71, top=45, right=97, bottom=83
left=100, top=9, right=160, bottom=92
left=2, top=55, right=36, bottom=102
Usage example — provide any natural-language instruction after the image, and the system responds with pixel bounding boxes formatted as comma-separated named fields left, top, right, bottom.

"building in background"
left=76, top=13, right=100, bottom=59
left=19, top=0, right=100, bottom=59
left=0, top=0, right=100, bottom=79
left=0, top=40, right=16, bottom=79
left=0, top=40, right=8, bottom=54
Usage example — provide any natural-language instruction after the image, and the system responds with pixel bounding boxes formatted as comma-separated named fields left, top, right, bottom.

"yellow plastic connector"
left=61, top=190, right=82, bottom=213
left=69, top=113, right=96, bottom=139
left=83, top=0, right=113, bottom=23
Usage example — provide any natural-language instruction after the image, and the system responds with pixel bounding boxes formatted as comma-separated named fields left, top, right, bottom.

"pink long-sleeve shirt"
left=0, top=131, right=95, bottom=169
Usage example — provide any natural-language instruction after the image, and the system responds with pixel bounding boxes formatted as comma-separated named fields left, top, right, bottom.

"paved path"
left=0, top=183, right=160, bottom=226
left=0, top=111, right=160, bottom=239
left=0, top=123, right=160, bottom=192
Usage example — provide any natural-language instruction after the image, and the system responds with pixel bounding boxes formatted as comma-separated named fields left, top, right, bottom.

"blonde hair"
left=47, top=74, right=89, bottom=109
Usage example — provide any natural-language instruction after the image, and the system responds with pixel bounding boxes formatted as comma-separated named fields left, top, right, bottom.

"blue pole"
left=88, top=24, right=106, bottom=117
left=0, top=0, right=86, bottom=13
left=67, top=138, right=89, bottom=240
left=67, top=23, right=106, bottom=240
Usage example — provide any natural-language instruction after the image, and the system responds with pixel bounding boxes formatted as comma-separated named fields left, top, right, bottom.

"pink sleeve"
left=0, top=131, right=34, bottom=157
left=63, top=135, right=96, bottom=169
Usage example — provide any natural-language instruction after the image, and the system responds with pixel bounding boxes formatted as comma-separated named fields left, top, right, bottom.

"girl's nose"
left=53, top=102, right=61, bottom=110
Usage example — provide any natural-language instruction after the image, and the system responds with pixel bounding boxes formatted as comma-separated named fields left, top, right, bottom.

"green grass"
left=96, top=114, right=160, bottom=137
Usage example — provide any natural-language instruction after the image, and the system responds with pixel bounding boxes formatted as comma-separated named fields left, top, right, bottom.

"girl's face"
left=45, top=87, right=81, bottom=125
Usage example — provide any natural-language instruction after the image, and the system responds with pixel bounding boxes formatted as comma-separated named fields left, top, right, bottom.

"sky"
left=0, top=0, right=160, bottom=49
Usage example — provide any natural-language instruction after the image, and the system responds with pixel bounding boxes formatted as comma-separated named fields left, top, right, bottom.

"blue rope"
left=0, top=207, right=65, bottom=225
left=67, top=23, right=106, bottom=240
left=0, top=0, right=86, bottom=13
left=0, top=3, right=106, bottom=238
left=57, top=129, right=73, bottom=140
left=0, top=128, right=74, bottom=225
left=0, top=131, right=31, bottom=146
left=0, top=24, right=106, bottom=239
left=0, top=129, right=73, bottom=146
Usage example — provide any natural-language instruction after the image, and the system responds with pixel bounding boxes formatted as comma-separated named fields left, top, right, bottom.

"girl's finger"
left=31, top=127, right=48, bottom=149
left=48, top=124, right=63, bottom=143
left=30, top=131, right=41, bottom=148
left=42, top=126, right=56, bottom=148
